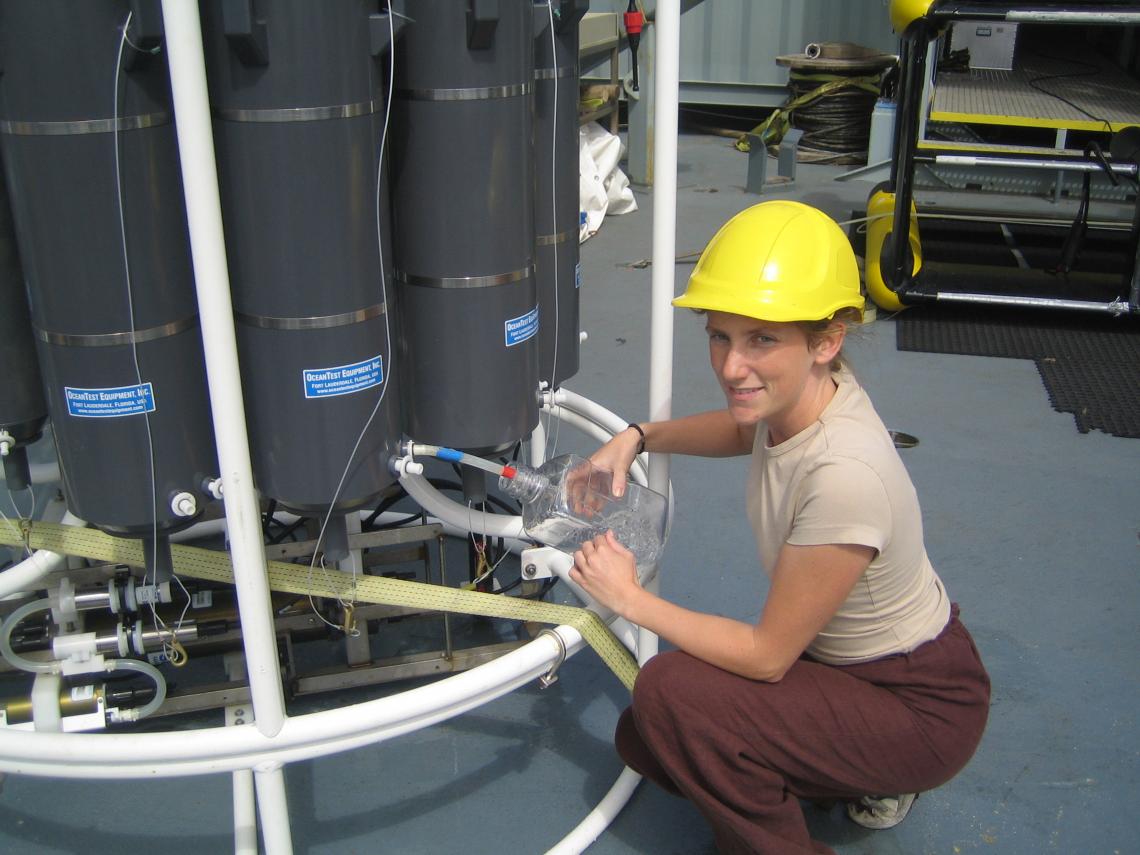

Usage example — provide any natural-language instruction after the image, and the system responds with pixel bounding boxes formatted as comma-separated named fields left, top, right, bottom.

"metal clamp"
left=536, top=629, right=567, bottom=689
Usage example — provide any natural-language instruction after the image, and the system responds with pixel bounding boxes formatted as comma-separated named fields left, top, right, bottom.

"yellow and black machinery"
left=867, top=0, right=1140, bottom=317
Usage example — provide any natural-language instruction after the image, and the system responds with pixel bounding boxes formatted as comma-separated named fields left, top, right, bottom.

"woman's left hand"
left=570, top=530, right=641, bottom=616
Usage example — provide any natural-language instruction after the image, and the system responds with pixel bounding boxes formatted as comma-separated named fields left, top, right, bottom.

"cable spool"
left=767, top=42, right=897, bottom=164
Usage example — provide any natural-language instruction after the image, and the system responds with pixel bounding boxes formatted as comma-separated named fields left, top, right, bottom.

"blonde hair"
left=796, top=306, right=863, bottom=373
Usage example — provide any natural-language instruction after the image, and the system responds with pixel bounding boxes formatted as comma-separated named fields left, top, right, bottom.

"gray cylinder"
left=200, top=0, right=401, bottom=515
left=0, top=0, right=217, bottom=535
left=0, top=160, right=47, bottom=489
left=533, top=1, right=586, bottom=388
left=392, top=1, right=539, bottom=452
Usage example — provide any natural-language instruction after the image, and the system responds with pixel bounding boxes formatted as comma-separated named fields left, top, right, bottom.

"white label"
left=505, top=306, right=539, bottom=347
left=303, top=355, right=383, bottom=399
left=64, top=383, right=155, bottom=418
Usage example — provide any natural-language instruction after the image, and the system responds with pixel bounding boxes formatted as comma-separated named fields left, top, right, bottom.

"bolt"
left=523, top=564, right=537, bottom=579
left=170, top=491, right=197, bottom=517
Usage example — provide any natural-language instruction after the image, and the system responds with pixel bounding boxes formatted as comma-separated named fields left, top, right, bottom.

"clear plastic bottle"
left=500, top=453, right=668, bottom=565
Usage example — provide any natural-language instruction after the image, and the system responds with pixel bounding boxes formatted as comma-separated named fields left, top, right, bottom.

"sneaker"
left=846, top=792, right=919, bottom=829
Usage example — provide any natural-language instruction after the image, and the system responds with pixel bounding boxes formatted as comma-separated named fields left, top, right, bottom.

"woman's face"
left=705, top=310, right=836, bottom=440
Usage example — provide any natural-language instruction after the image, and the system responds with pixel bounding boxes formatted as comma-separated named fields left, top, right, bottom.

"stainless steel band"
left=0, top=112, right=171, bottom=136
left=235, top=302, right=386, bottom=331
left=395, top=266, right=533, bottom=289
left=536, top=229, right=575, bottom=247
left=395, top=82, right=531, bottom=102
left=36, top=315, right=198, bottom=347
left=215, top=100, right=383, bottom=123
left=534, top=67, right=575, bottom=81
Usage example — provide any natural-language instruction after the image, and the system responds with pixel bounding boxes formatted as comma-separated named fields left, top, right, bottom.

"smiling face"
left=705, top=310, right=844, bottom=444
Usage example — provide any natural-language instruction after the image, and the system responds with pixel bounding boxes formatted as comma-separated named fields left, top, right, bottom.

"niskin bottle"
left=500, top=454, right=668, bottom=564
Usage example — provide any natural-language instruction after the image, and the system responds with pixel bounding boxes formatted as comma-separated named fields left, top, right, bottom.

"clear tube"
left=106, top=657, right=167, bottom=720
left=0, top=599, right=57, bottom=674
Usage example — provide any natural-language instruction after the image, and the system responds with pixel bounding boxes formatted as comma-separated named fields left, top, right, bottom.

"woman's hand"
left=589, top=427, right=643, bottom=497
left=571, top=530, right=642, bottom=616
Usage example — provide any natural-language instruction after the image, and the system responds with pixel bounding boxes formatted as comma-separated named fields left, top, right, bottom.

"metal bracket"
left=746, top=128, right=803, bottom=194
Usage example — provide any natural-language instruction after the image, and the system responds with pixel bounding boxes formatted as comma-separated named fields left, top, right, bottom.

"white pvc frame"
left=0, top=1, right=681, bottom=852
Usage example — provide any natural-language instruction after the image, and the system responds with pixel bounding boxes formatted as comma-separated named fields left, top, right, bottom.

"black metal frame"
left=882, top=1, right=1140, bottom=316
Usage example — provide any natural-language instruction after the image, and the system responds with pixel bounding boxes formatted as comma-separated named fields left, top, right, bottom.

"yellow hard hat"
left=673, top=200, right=864, bottom=322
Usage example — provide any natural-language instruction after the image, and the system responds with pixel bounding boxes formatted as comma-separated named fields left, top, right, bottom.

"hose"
left=106, top=657, right=167, bottom=721
left=0, top=598, right=57, bottom=674
left=411, top=444, right=517, bottom=480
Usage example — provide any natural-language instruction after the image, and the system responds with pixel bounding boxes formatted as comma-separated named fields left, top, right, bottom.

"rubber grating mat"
left=894, top=306, right=1140, bottom=438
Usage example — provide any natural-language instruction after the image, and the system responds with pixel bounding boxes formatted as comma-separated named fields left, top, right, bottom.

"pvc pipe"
left=529, top=418, right=547, bottom=466
left=0, top=626, right=587, bottom=777
left=0, top=511, right=85, bottom=599
left=160, top=0, right=286, bottom=737
left=402, top=474, right=526, bottom=540
left=648, top=1, right=677, bottom=501
left=105, top=658, right=167, bottom=721
left=254, top=765, right=293, bottom=855
left=233, top=769, right=258, bottom=855
left=545, top=767, right=644, bottom=855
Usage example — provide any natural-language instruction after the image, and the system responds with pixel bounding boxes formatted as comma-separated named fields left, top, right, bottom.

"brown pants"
left=616, top=606, right=990, bottom=854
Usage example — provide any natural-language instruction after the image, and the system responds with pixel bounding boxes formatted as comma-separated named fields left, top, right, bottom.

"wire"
left=4, top=484, right=36, bottom=526
left=305, top=6, right=398, bottom=634
left=540, top=0, right=562, bottom=463
left=783, top=70, right=881, bottom=163
left=1023, top=52, right=1113, bottom=133
left=114, top=11, right=188, bottom=665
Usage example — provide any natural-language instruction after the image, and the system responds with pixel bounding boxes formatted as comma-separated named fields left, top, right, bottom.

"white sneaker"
left=846, top=792, right=919, bottom=829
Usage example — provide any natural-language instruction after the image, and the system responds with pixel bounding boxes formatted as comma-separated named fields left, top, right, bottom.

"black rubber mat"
left=895, top=306, right=1140, bottom=438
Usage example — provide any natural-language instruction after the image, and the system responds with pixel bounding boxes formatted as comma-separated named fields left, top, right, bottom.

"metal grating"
left=931, top=56, right=1140, bottom=131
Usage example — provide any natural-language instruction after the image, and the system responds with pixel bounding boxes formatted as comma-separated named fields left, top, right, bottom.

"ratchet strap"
left=0, top=520, right=639, bottom=692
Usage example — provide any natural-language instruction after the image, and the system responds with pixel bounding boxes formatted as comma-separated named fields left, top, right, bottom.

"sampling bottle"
left=500, top=453, right=668, bottom=565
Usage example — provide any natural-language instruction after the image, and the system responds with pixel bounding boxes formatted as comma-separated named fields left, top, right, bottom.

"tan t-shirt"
left=745, top=370, right=950, bottom=665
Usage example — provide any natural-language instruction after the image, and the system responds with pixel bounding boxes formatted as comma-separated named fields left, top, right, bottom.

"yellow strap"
left=0, top=520, right=639, bottom=692
left=735, top=74, right=883, bottom=153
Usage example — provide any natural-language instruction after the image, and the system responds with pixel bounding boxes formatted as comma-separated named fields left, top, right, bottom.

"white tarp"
left=579, top=122, right=637, bottom=243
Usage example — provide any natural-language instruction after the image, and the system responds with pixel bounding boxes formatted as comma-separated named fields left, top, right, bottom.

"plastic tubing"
left=402, top=474, right=526, bottom=540
left=0, top=624, right=587, bottom=777
left=105, top=657, right=167, bottom=720
left=410, top=444, right=517, bottom=479
left=0, top=510, right=85, bottom=599
left=0, top=599, right=56, bottom=673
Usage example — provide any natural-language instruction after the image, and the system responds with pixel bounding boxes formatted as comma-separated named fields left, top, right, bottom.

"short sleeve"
left=786, top=457, right=891, bottom=551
